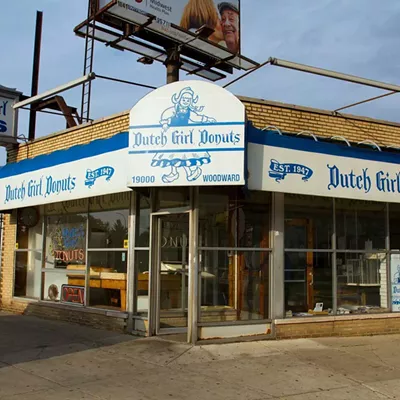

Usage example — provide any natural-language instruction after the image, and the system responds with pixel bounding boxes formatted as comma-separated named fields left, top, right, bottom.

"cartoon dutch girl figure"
left=151, top=87, right=216, bottom=183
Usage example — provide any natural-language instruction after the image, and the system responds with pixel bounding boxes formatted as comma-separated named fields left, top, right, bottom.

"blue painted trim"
left=247, top=125, right=400, bottom=165
left=0, top=132, right=129, bottom=179
left=129, top=147, right=245, bottom=155
left=130, top=121, right=245, bottom=129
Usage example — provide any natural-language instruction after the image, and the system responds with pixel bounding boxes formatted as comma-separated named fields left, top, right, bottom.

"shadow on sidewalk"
left=0, top=310, right=138, bottom=368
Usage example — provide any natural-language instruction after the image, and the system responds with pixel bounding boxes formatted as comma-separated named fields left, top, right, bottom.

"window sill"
left=275, top=312, right=398, bottom=325
left=12, top=298, right=128, bottom=319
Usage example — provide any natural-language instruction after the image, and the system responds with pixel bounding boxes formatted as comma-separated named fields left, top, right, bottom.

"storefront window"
left=237, top=251, right=269, bottom=320
left=285, top=252, right=333, bottom=316
left=199, top=188, right=235, bottom=247
left=88, top=194, right=129, bottom=249
left=39, top=194, right=130, bottom=309
left=285, top=195, right=333, bottom=249
left=87, top=251, right=128, bottom=310
left=200, top=250, right=235, bottom=322
left=284, top=195, right=389, bottom=318
left=42, top=200, right=88, bottom=303
left=13, top=207, right=43, bottom=299
left=199, top=189, right=271, bottom=323
left=284, top=196, right=333, bottom=316
left=337, top=253, right=388, bottom=313
left=236, top=191, right=271, bottom=248
left=336, top=199, right=386, bottom=251
left=86, top=194, right=130, bottom=310
left=389, top=203, right=400, bottom=250
left=135, top=193, right=151, bottom=248
left=155, top=187, right=190, bottom=211
left=135, top=250, right=149, bottom=313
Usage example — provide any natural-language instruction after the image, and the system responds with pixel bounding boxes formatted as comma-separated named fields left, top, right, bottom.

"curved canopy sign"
left=128, top=80, right=246, bottom=187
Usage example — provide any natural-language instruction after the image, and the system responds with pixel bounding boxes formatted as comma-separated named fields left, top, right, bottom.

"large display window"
left=14, top=193, right=131, bottom=311
left=198, top=189, right=271, bottom=323
left=284, top=195, right=389, bottom=317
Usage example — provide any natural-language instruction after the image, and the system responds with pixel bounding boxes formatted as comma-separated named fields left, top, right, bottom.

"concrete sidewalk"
left=0, top=312, right=400, bottom=399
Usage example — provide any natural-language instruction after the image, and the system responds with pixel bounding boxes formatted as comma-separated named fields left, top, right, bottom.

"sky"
left=1, top=0, right=400, bottom=165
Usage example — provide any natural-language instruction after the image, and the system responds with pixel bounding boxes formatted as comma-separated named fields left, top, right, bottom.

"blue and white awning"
left=0, top=132, right=129, bottom=211
left=247, top=125, right=400, bottom=203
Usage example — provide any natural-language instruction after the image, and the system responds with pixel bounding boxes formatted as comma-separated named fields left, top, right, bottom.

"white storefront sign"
left=0, top=86, right=20, bottom=140
left=248, top=138, right=400, bottom=203
left=0, top=135, right=130, bottom=211
left=391, top=254, right=400, bottom=312
left=128, top=80, right=245, bottom=187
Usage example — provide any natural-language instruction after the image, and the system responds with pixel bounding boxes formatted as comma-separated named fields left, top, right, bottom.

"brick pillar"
left=0, top=212, right=17, bottom=307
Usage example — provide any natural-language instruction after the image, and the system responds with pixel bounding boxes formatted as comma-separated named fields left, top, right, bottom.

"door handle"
left=309, top=272, right=314, bottom=286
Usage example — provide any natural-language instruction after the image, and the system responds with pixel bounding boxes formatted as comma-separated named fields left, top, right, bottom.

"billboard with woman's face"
left=99, top=0, right=241, bottom=55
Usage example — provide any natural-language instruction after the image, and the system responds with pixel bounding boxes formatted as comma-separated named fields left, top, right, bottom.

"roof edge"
left=18, top=109, right=130, bottom=148
left=238, top=95, right=400, bottom=129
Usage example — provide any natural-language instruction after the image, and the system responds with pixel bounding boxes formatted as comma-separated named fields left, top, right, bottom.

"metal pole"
left=334, top=90, right=398, bottom=113
left=14, top=73, right=96, bottom=110
left=269, top=57, right=400, bottom=93
left=28, top=11, right=43, bottom=141
left=164, top=47, right=182, bottom=84
left=223, top=59, right=271, bottom=89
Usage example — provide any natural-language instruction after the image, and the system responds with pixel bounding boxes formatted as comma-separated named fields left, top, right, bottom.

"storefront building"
left=2, top=81, right=400, bottom=342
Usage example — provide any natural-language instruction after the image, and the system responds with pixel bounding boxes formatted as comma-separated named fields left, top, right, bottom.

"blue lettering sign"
left=0, top=120, right=7, bottom=133
left=85, top=166, right=115, bottom=188
left=62, top=225, right=85, bottom=249
left=131, top=131, right=168, bottom=149
left=4, top=182, right=26, bottom=204
left=268, top=159, right=313, bottom=182
left=376, top=171, right=400, bottom=193
left=327, top=165, right=371, bottom=193
left=45, top=175, right=76, bottom=197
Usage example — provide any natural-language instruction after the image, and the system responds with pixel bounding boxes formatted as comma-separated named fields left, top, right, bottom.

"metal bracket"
left=358, top=140, right=381, bottom=151
left=331, top=136, right=351, bottom=147
left=261, top=125, right=283, bottom=135
left=297, top=131, right=319, bottom=141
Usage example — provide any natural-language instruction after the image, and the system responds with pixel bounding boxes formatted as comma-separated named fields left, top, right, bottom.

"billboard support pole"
left=164, top=47, right=182, bottom=84
left=28, top=10, right=43, bottom=141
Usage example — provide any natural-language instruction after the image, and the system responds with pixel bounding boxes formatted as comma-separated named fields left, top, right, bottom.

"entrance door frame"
left=148, top=207, right=194, bottom=338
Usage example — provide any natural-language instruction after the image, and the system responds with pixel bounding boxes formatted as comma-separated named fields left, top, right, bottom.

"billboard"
left=98, top=0, right=246, bottom=63
left=128, top=80, right=246, bottom=187
left=105, top=0, right=241, bottom=54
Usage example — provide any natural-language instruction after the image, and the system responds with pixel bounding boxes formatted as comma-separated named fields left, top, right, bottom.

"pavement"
left=1, top=312, right=400, bottom=399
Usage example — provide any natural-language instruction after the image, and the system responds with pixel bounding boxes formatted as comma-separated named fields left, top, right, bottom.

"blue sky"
left=1, top=0, right=400, bottom=165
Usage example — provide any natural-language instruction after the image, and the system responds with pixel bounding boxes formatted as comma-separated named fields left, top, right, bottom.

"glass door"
left=155, top=213, right=190, bottom=332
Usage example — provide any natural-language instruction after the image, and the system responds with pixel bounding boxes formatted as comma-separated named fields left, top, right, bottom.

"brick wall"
left=241, top=96, right=400, bottom=147
left=2, top=97, right=400, bottom=335
left=7, top=111, right=130, bottom=163
left=0, top=212, right=17, bottom=307
left=275, top=314, right=400, bottom=339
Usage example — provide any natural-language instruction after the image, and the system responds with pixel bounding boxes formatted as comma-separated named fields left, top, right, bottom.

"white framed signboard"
left=0, top=86, right=20, bottom=143
left=128, top=80, right=246, bottom=187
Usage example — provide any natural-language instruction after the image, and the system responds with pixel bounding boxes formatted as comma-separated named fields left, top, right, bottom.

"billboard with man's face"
left=99, top=0, right=240, bottom=54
